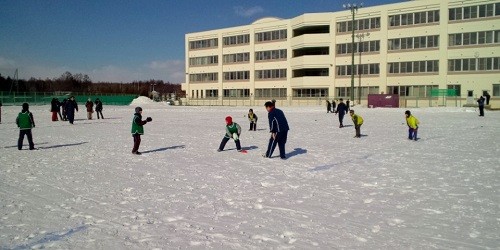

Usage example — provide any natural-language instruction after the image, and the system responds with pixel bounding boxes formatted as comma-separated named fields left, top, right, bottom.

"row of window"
left=336, top=17, right=381, bottom=33
left=336, top=64, right=380, bottom=76
left=336, top=40, right=380, bottom=54
left=189, top=56, right=218, bottom=66
left=255, top=49, right=287, bottom=61
left=388, top=85, right=438, bottom=97
left=189, top=38, right=218, bottom=50
left=223, top=34, right=250, bottom=46
left=336, top=86, right=379, bottom=98
left=388, top=60, right=439, bottom=74
left=192, top=84, right=500, bottom=99
left=389, top=10, right=440, bottom=27
left=449, top=3, right=500, bottom=21
left=223, top=71, right=250, bottom=81
left=189, top=58, right=500, bottom=82
left=448, top=57, right=500, bottom=72
left=255, top=29, right=287, bottom=42
left=449, top=30, right=500, bottom=46
left=388, top=35, right=439, bottom=51
left=223, top=53, right=250, bottom=64
left=255, top=69, right=287, bottom=79
left=293, top=88, right=328, bottom=97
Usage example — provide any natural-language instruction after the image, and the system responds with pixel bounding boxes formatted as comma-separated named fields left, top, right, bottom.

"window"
left=223, top=71, right=250, bottom=81
left=255, top=49, right=287, bottom=61
left=255, top=69, right=287, bottom=80
left=493, top=84, right=500, bottom=96
left=223, top=52, right=250, bottom=64
left=255, top=88, right=287, bottom=98
left=189, top=55, right=218, bottom=66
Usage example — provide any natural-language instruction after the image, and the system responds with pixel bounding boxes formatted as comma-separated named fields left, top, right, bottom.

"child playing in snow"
left=16, top=103, right=36, bottom=150
left=405, top=110, right=419, bottom=141
left=349, top=109, right=363, bottom=138
left=218, top=116, right=242, bottom=152
left=247, top=109, right=258, bottom=131
left=131, top=107, right=152, bottom=155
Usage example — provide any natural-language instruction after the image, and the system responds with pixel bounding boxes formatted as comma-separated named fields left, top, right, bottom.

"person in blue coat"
left=263, top=101, right=289, bottom=159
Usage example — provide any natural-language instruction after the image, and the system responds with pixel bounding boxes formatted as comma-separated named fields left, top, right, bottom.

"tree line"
left=0, top=71, right=184, bottom=97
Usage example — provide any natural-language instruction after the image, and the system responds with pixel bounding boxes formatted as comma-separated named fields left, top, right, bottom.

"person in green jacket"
left=349, top=109, right=363, bottom=138
left=217, top=116, right=242, bottom=152
left=131, top=107, right=152, bottom=155
left=405, top=110, right=419, bottom=141
left=16, top=103, right=36, bottom=150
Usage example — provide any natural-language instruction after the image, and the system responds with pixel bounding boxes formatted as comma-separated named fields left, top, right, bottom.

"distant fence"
left=0, top=92, right=138, bottom=106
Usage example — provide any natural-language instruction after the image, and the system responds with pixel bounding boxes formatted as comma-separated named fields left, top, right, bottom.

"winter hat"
left=135, top=107, right=143, bottom=113
left=405, top=110, right=411, bottom=116
left=22, top=102, right=29, bottom=111
left=225, top=116, right=233, bottom=125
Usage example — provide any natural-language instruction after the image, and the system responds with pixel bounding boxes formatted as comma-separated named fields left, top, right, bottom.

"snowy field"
left=0, top=98, right=499, bottom=249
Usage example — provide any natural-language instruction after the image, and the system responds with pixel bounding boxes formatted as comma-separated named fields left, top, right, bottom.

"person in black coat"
left=61, top=99, right=68, bottom=121
left=326, top=100, right=332, bottom=113
left=477, top=96, right=485, bottom=117
left=263, top=101, right=289, bottom=159
left=331, top=100, right=337, bottom=113
left=50, top=98, right=60, bottom=121
left=65, top=96, right=78, bottom=124
left=346, top=99, right=351, bottom=111
left=94, top=98, right=104, bottom=119
left=335, top=98, right=348, bottom=128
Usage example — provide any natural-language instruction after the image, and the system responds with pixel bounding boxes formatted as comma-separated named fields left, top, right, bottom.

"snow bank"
left=129, top=96, right=154, bottom=106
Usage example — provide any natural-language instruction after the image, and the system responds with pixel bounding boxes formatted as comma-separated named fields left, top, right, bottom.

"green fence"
left=0, top=92, right=137, bottom=106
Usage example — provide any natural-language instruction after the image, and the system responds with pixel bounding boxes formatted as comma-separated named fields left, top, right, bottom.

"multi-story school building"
left=182, top=0, right=500, bottom=108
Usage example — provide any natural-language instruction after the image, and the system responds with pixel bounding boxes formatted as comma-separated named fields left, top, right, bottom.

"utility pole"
left=344, top=3, right=363, bottom=103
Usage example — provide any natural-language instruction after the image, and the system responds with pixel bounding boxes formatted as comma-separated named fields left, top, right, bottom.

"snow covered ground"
left=0, top=99, right=499, bottom=249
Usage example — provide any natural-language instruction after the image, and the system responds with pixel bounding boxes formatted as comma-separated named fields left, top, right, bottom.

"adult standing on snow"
left=65, top=96, right=78, bottom=124
left=335, top=98, right=348, bottom=128
left=477, top=96, right=485, bottom=117
left=85, top=98, right=94, bottom=120
left=94, top=98, right=104, bottom=119
left=331, top=99, right=337, bottom=113
left=263, top=101, right=289, bottom=159
left=405, top=110, right=419, bottom=141
left=16, top=103, right=36, bottom=150
left=131, top=107, right=152, bottom=155
left=326, top=100, right=332, bottom=113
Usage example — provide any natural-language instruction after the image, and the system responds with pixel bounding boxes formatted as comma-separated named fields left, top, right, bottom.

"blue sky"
left=0, top=0, right=402, bottom=83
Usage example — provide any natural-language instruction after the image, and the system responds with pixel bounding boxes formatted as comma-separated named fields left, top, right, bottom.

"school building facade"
left=182, top=0, right=500, bottom=108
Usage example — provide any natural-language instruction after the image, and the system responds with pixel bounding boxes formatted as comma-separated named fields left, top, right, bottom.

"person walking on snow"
left=477, top=96, right=485, bottom=117
left=65, top=96, right=78, bottom=124
left=85, top=98, right=94, bottom=120
left=95, top=98, right=104, bottom=119
left=263, top=101, right=289, bottom=159
left=217, top=116, right=242, bottom=152
left=16, top=103, right=36, bottom=150
left=405, top=110, right=419, bottom=141
left=335, top=98, right=348, bottom=128
left=349, top=109, right=363, bottom=138
left=131, top=107, right=152, bottom=155
left=247, top=109, right=258, bottom=131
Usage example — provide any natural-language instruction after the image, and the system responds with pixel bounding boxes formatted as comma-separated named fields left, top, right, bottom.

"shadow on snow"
left=9, top=225, right=87, bottom=250
left=141, top=145, right=186, bottom=154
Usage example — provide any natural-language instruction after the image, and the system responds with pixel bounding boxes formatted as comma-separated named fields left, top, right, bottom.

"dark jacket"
left=95, top=100, right=103, bottom=111
left=85, top=101, right=94, bottom=112
left=66, top=99, right=78, bottom=114
left=336, top=102, right=347, bottom=115
left=268, top=107, right=289, bottom=133
left=477, top=97, right=485, bottom=107
left=50, top=98, right=60, bottom=112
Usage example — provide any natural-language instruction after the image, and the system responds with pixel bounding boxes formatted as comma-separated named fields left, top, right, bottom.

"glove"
left=146, top=117, right=152, bottom=122
left=232, top=133, right=239, bottom=141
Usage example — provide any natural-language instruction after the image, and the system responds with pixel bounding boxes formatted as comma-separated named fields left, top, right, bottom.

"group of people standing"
left=49, top=96, right=104, bottom=124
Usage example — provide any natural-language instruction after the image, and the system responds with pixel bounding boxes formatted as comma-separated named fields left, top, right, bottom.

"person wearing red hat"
left=217, top=116, right=242, bottom=152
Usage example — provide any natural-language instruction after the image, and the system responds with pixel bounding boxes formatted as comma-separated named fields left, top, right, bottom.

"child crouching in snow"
left=218, top=116, right=242, bottom=152
left=247, top=109, right=258, bottom=131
